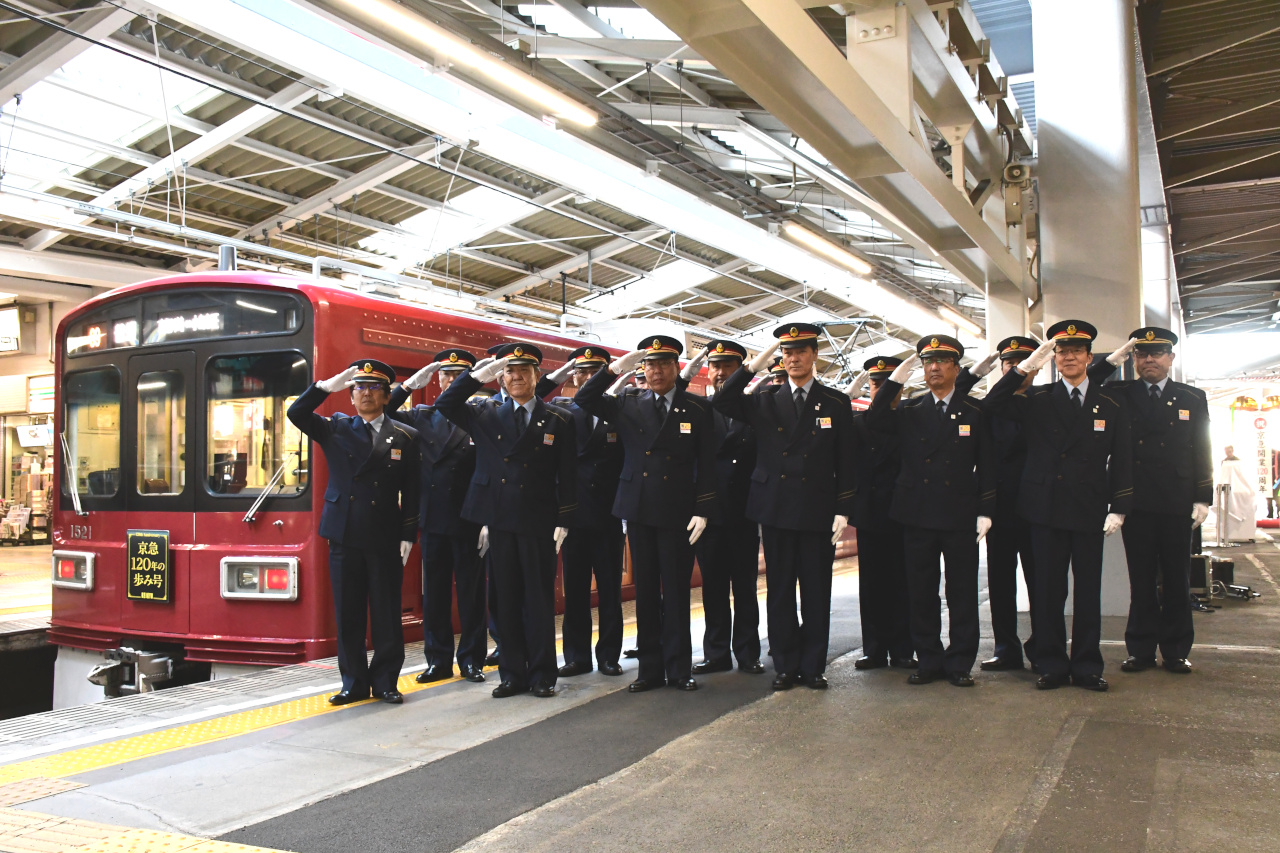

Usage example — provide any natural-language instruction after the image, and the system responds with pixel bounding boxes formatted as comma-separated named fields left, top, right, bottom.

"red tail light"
left=264, top=568, right=290, bottom=590
left=58, top=559, right=77, bottom=579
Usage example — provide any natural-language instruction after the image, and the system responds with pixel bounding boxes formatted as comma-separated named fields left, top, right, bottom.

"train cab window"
left=206, top=353, right=309, bottom=497
left=136, top=371, right=186, bottom=496
left=63, top=368, right=121, bottom=497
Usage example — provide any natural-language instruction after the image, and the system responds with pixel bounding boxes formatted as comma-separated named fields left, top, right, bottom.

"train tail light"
left=220, top=557, right=298, bottom=601
left=52, top=550, right=95, bottom=590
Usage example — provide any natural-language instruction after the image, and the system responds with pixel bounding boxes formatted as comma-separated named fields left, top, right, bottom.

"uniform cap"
left=432, top=348, right=476, bottom=370
left=773, top=322, right=821, bottom=347
left=703, top=339, right=747, bottom=362
left=863, top=355, right=903, bottom=376
left=1046, top=319, right=1097, bottom=344
left=638, top=335, right=683, bottom=359
left=995, top=336, right=1038, bottom=361
left=769, top=355, right=787, bottom=376
left=347, top=358, right=395, bottom=386
left=567, top=345, right=609, bottom=366
left=493, top=341, right=543, bottom=365
left=916, top=334, right=964, bottom=359
left=1129, top=326, right=1177, bottom=350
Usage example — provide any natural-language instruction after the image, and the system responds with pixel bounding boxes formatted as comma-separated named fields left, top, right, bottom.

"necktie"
left=1149, top=384, right=1160, bottom=403
left=935, top=398, right=946, bottom=419
left=516, top=405, right=527, bottom=436
left=656, top=395, right=668, bottom=420
left=794, top=387, right=806, bottom=418
left=360, top=419, right=373, bottom=443
left=1071, top=387, right=1082, bottom=407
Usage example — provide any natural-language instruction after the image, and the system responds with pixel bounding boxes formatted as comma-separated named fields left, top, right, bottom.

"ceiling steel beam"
left=1184, top=262, right=1280, bottom=297
left=1167, top=143, right=1280, bottom=188
left=0, top=3, right=135, bottom=105
left=1159, top=91, right=1280, bottom=142
left=1147, top=15, right=1280, bottom=77
left=1180, top=249, right=1280, bottom=280
left=487, top=227, right=668, bottom=298
left=1174, top=217, right=1280, bottom=256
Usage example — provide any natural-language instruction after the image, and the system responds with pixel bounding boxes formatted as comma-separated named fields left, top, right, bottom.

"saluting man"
left=985, top=320, right=1133, bottom=692
left=435, top=343, right=577, bottom=698
left=1106, top=327, right=1212, bottom=675
left=388, top=349, right=487, bottom=685
left=575, top=335, right=717, bottom=693
left=866, top=337, right=995, bottom=687
left=714, top=323, right=856, bottom=690
left=288, top=359, right=420, bottom=705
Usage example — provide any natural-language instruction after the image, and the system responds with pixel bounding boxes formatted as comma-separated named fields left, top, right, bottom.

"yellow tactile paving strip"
left=0, top=779, right=84, bottom=808
left=0, top=808, right=288, bottom=853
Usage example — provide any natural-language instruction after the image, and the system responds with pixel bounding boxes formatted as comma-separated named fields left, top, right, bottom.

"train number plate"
left=126, top=529, right=171, bottom=603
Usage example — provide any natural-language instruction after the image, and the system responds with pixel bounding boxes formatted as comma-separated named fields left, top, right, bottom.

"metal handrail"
left=59, top=431, right=88, bottom=517
left=242, top=451, right=295, bottom=523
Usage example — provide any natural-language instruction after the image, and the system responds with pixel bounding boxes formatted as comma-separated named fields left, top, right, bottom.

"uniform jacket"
left=866, top=379, right=996, bottom=531
left=1105, top=379, right=1212, bottom=514
left=574, top=367, right=717, bottom=528
left=287, top=384, right=420, bottom=547
left=386, top=384, right=476, bottom=536
left=435, top=373, right=577, bottom=536
left=551, top=397, right=625, bottom=529
left=713, top=367, right=855, bottom=532
left=985, top=368, right=1134, bottom=532
left=704, top=394, right=757, bottom=524
left=849, top=410, right=900, bottom=529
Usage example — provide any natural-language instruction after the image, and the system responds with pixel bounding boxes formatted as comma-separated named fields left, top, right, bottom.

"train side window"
left=136, top=371, right=186, bottom=496
left=206, top=353, right=309, bottom=497
left=63, top=368, right=122, bottom=497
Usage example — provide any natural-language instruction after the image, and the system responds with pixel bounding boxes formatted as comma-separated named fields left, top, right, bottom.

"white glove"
left=976, top=516, right=992, bottom=543
left=842, top=370, right=870, bottom=399
left=606, top=372, right=632, bottom=396
left=687, top=516, right=708, bottom=545
left=610, top=349, right=646, bottom=376
left=403, top=361, right=443, bottom=391
left=1103, top=513, right=1125, bottom=536
left=478, top=526, right=490, bottom=557
left=744, top=377, right=766, bottom=395
left=400, top=541, right=413, bottom=566
left=554, top=526, right=569, bottom=553
left=1106, top=337, right=1140, bottom=367
left=888, top=354, right=919, bottom=385
left=317, top=366, right=359, bottom=393
left=1019, top=339, right=1056, bottom=374
left=748, top=341, right=780, bottom=375
left=680, top=348, right=708, bottom=381
left=472, top=357, right=510, bottom=384
left=471, top=356, right=495, bottom=375
left=545, top=360, right=575, bottom=386
left=971, top=351, right=1000, bottom=379
left=1191, top=503, right=1210, bottom=529
left=831, top=514, right=848, bottom=545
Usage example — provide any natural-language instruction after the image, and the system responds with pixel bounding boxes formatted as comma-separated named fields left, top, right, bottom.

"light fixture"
left=328, top=0, right=596, bottom=126
left=938, top=305, right=982, bottom=336
left=783, top=222, right=874, bottom=276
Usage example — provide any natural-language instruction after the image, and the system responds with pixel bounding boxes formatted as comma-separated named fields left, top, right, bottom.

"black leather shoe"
left=492, top=680, right=523, bottom=698
left=375, top=689, right=403, bottom=704
left=557, top=661, right=592, bottom=677
left=947, top=672, right=975, bottom=687
left=854, top=656, right=887, bottom=670
left=801, top=674, right=829, bottom=690
left=531, top=683, right=557, bottom=698
left=1072, top=674, right=1109, bottom=692
left=908, top=670, right=943, bottom=685
left=889, top=656, right=919, bottom=669
left=739, top=660, right=766, bottom=674
left=692, top=657, right=732, bottom=674
left=459, top=665, right=486, bottom=683
left=328, top=690, right=369, bottom=705
left=484, top=651, right=500, bottom=667
left=623, top=648, right=639, bottom=659
left=771, top=673, right=795, bottom=690
left=980, top=657, right=1024, bottom=671
left=1121, top=656, right=1157, bottom=672
left=415, top=665, right=451, bottom=684
left=1036, top=673, right=1070, bottom=690
left=598, top=661, right=624, bottom=676
left=1163, top=658, right=1192, bottom=674
left=669, top=677, right=698, bottom=691
left=627, top=677, right=663, bottom=693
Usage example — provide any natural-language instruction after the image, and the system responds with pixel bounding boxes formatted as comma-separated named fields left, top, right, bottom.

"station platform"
left=1, top=544, right=1278, bottom=852
left=0, top=546, right=50, bottom=653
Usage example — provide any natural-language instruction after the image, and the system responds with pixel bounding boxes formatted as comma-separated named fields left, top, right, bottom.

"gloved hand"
left=1191, top=503, right=1210, bottom=529
left=888, top=354, right=919, bottom=385
left=976, top=516, right=992, bottom=543
left=831, top=514, right=848, bottom=545
left=1106, top=337, right=1140, bottom=367
left=748, top=341, right=780, bottom=375
left=842, top=370, right=870, bottom=399
left=1103, top=513, right=1125, bottom=536
left=610, top=349, right=646, bottom=376
left=545, top=360, right=575, bottom=386
left=554, top=526, right=569, bottom=553
left=403, top=361, right=443, bottom=391
left=744, top=377, right=765, bottom=395
left=1018, top=339, right=1056, bottom=374
left=317, top=366, right=359, bottom=393
left=400, top=541, right=413, bottom=566
left=971, top=351, right=1000, bottom=379
left=470, top=356, right=495, bottom=375
left=680, top=348, right=708, bottom=381
left=477, top=526, right=490, bottom=557
left=606, top=372, right=632, bottom=396
left=687, top=516, right=708, bottom=545
left=472, top=357, right=510, bottom=384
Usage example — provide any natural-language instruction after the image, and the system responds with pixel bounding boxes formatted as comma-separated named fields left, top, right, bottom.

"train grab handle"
left=60, top=431, right=88, bottom=517
left=243, top=451, right=296, bottom=524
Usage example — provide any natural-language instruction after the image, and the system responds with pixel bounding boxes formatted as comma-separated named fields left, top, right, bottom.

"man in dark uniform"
left=848, top=356, right=916, bottom=671
left=1104, top=327, right=1212, bottom=675
left=714, top=323, right=856, bottom=690
left=553, top=346, right=627, bottom=679
left=768, top=356, right=787, bottom=385
left=689, top=340, right=765, bottom=676
left=866, top=337, right=995, bottom=687
left=288, top=359, right=420, bottom=705
left=435, top=343, right=577, bottom=698
left=388, top=349, right=487, bottom=685
left=985, top=320, right=1133, bottom=692
left=575, top=335, right=717, bottom=692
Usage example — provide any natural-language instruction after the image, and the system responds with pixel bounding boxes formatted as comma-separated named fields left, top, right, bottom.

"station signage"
left=126, top=529, right=171, bottom=603
left=0, top=307, right=20, bottom=353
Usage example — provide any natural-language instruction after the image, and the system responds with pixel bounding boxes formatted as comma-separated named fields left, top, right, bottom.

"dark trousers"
left=986, top=512, right=1037, bottom=664
left=486, top=551, right=500, bottom=654
left=695, top=518, right=762, bottom=665
left=1030, top=525, right=1104, bottom=678
left=761, top=526, right=835, bottom=677
left=421, top=527, right=486, bottom=671
left=489, top=529, right=558, bottom=690
left=902, top=525, right=979, bottom=675
left=327, top=541, right=405, bottom=695
left=854, top=523, right=913, bottom=662
left=627, top=522, right=694, bottom=683
left=561, top=520, right=625, bottom=668
left=1121, top=510, right=1195, bottom=661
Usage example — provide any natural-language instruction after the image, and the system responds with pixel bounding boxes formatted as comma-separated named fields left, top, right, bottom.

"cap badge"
left=876, top=359, right=886, bottom=369
left=789, top=327, right=799, bottom=338
left=363, top=363, right=372, bottom=373
left=1145, top=330, right=1155, bottom=341
left=930, top=337, right=939, bottom=349
left=652, top=338, right=661, bottom=350
left=715, top=342, right=725, bottom=353
left=584, top=348, right=592, bottom=358
left=514, top=346, right=524, bottom=357
left=1067, top=324, right=1077, bottom=336
left=448, top=352, right=458, bottom=363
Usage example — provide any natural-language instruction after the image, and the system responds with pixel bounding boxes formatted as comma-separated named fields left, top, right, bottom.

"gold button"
left=643, top=472, right=648, bottom=477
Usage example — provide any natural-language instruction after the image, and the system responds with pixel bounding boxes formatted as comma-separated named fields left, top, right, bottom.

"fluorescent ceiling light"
left=783, top=223, right=874, bottom=276
left=939, top=305, right=982, bottom=336
left=328, top=0, right=596, bottom=126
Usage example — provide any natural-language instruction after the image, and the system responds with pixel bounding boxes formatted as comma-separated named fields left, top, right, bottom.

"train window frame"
left=135, top=369, right=187, bottom=497
left=61, top=366, right=124, bottom=507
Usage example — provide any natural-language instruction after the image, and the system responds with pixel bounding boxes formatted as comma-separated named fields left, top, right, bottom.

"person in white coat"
left=1218, top=446, right=1257, bottom=543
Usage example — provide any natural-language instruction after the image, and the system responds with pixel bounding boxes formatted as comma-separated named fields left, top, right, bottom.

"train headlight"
left=52, top=550, right=95, bottom=590
left=220, top=557, right=298, bottom=601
